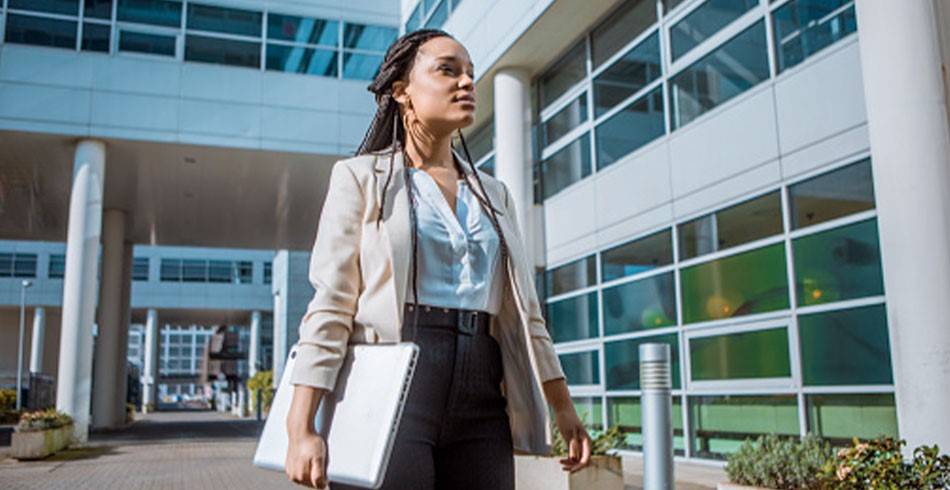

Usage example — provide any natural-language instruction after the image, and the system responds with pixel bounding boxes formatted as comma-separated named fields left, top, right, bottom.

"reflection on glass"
left=591, top=0, right=656, bottom=68
left=465, top=121, right=493, bottom=164
left=84, top=0, right=113, bottom=19
left=546, top=292, right=598, bottom=343
left=594, top=31, right=661, bottom=117
left=602, top=271, right=676, bottom=335
left=793, top=218, right=883, bottom=306
left=671, top=20, right=769, bottom=129
left=806, top=394, right=898, bottom=445
left=187, top=3, right=261, bottom=37
left=798, top=304, right=892, bottom=386
left=81, top=22, right=110, bottom=52
left=559, top=351, right=600, bottom=385
left=132, top=257, right=149, bottom=281
left=117, top=0, right=182, bottom=28
left=342, top=51, right=384, bottom=80
left=424, top=0, right=448, bottom=28
left=601, top=228, right=673, bottom=282
left=546, top=256, right=596, bottom=297
left=608, top=397, right=685, bottom=455
left=9, top=0, right=79, bottom=15
left=267, top=14, right=337, bottom=46
left=573, top=397, right=605, bottom=429
left=773, top=0, right=857, bottom=73
left=343, top=23, right=397, bottom=51
left=405, top=3, right=423, bottom=32
left=678, top=191, right=783, bottom=260
left=540, top=40, right=586, bottom=108
left=680, top=242, right=789, bottom=323
left=690, top=327, right=790, bottom=381
left=185, top=34, right=260, bottom=68
left=670, top=0, right=757, bottom=61
left=4, top=14, right=77, bottom=49
left=789, top=158, right=874, bottom=229
left=690, top=395, right=798, bottom=459
left=539, top=133, right=591, bottom=200
left=119, top=29, right=175, bottom=56
left=542, top=93, right=587, bottom=148
left=266, top=44, right=337, bottom=76
left=604, top=333, right=679, bottom=390
left=595, top=86, right=664, bottom=170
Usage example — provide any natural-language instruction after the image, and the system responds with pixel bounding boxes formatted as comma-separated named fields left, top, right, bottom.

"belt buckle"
left=457, top=310, right=477, bottom=336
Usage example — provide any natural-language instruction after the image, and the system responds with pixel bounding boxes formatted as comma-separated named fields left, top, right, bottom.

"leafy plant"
left=816, top=436, right=950, bottom=489
left=246, top=370, right=275, bottom=413
left=726, top=433, right=832, bottom=489
left=0, top=388, right=15, bottom=410
left=549, top=412, right=625, bottom=458
left=16, top=408, right=74, bottom=432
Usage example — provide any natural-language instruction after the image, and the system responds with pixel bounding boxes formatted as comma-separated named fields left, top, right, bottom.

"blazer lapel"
left=373, top=145, right=519, bottom=334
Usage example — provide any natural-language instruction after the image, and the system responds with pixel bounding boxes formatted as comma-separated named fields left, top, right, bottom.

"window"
left=798, top=304, right=892, bottom=386
left=187, top=3, right=260, bottom=37
left=793, top=218, right=884, bottom=306
left=690, top=394, right=798, bottom=459
left=117, top=0, right=181, bottom=27
left=236, top=261, right=253, bottom=284
left=601, top=228, right=673, bottom=282
left=4, top=14, right=77, bottom=49
left=572, top=397, right=604, bottom=429
left=669, top=0, right=758, bottom=62
left=679, top=242, right=789, bottom=324
left=541, top=93, right=587, bottom=148
left=547, top=293, right=598, bottom=343
left=608, top=397, right=685, bottom=455
left=539, top=133, right=591, bottom=200
left=788, top=158, right=874, bottom=230
left=160, top=258, right=182, bottom=281
left=119, top=30, right=176, bottom=56
left=772, top=0, right=856, bottom=73
left=670, top=20, right=769, bottom=129
left=82, top=22, right=110, bottom=52
left=689, top=327, right=791, bottom=381
left=678, top=191, right=783, bottom=261
left=0, top=253, right=38, bottom=278
left=590, top=0, right=656, bottom=68
left=539, top=40, right=586, bottom=108
left=263, top=261, right=272, bottom=285
left=806, top=394, right=898, bottom=445
left=49, top=254, right=66, bottom=279
left=132, top=257, right=149, bottom=281
left=546, top=256, right=597, bottom=297
left=465, top=120, right=494, bottom=165
left=595, top=85, right=665, bottom=170
left=604, top=333, right=679, bottom=390
left=559, top=351, right=600, bottom=385
left=341, top=23, right=396, bottom=81
left=593, top=32, right=661, bottom=118
left=602, top=271, right=676, bottom=335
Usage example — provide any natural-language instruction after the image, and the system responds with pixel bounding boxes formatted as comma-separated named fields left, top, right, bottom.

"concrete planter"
left=717, top=483, right=774, bottom=490
left=10, top=423, right=74, bottom=460
left=514, top=454, right=623, bottom=490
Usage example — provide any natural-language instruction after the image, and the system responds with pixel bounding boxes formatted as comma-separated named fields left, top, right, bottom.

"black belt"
left=403, top=303, right=492, bottom=336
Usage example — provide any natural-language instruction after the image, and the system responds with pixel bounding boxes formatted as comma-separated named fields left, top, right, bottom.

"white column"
left=114, top=241, right=133, bottom=423
left=272, top=291, right=284, bottom=388
left=92, top=209, right=128, bottom=428
left=855, top=0, right=950, bottom=453
left=248, top=310, right=261, bottom=377
left=29, top=307, right=46, bottom=373
left=493, top=67, right=537, bottom=266
left=56, top=139, right=106, bottom=443
left=141, top=309, right=159, bottom=413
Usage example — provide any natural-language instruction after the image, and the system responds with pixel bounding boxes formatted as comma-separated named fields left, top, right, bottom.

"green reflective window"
left=806, top=393, right=898, bottom=445
left=547, top=292, right=598, bottom=343
left=603, top=272, right=676, bottom=335
left=680, top=243, right=789, bottom=324
left=604, top=334, right=679, bottom=390
left=573, top=396, right=604, bottom=429
left=690, top=395, right=799, bottom=460
left=789, top=158, right=874, bottom=230
left=798, top=304, right=892, bottom=386
left=559, top=351, right=600, bottom=385
left=546, top=255, right=597, bottom=297
left=601, top=228, right=673, bottom=282
left=607, top=396, right=685, bottom=455
left=678, top=191, right=783, bottom=261
left=690, top=328, right=790, bottom=381
left=793, top=218, right=883, bottom=306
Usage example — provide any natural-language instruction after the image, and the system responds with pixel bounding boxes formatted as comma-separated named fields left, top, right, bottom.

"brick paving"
left=0, top=411, right=723, bottom=489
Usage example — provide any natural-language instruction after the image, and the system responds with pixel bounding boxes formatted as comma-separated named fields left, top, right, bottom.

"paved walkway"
left=0, top=411, right=725, bottom=489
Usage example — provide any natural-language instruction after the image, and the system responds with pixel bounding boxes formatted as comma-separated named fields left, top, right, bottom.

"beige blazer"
left=288, top=145, right=566, bottom=455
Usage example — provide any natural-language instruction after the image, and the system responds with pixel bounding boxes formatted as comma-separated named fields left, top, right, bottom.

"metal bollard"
left=640, top=343, right=674, bottom=490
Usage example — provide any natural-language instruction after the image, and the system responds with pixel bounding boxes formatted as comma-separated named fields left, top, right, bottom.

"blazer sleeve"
left=289, top=160, right=364, bottom=392
left=499, top=181, right=567, bottom=384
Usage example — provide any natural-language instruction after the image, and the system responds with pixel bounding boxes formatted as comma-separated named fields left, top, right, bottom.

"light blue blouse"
left=403, top=167, right=505, bottom=315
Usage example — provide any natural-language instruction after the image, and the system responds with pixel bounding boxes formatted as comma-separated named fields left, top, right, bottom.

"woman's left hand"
left=553, top=408, right=592, bottom=473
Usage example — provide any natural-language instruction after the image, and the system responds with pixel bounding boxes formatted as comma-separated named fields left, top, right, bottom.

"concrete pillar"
left=92, top=210, right=130, bottom=428
left=249, top=310, right=261, bottom=377
left=56, top=139, right=106, bottom=443
left=141, top=309, right=159, bottom=413
left=29, top=307, right=46, bottom=373
left=855, top=0, right=950, bottom=453
left=114, top=241, right=133, bottom=422
left=493, top=68, right=537, bottom=266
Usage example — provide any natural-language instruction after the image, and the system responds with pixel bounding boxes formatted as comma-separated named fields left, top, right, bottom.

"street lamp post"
left=17, top=279, right=33, bottom=411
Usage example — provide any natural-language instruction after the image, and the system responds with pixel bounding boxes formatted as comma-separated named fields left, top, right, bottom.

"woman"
left=284, top=28, right=591, bottom=489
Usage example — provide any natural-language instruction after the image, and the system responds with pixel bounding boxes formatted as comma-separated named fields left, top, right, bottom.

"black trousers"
left=332, top=308, right=515, bottom=490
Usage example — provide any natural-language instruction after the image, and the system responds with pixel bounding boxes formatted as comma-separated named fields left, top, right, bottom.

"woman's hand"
left=553, top=408, right=592, bottom=473
left=285, top=431, right=328, bottom=488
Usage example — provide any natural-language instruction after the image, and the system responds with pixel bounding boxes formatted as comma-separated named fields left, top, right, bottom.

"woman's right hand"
left=285, top=430, right=328, bottom=488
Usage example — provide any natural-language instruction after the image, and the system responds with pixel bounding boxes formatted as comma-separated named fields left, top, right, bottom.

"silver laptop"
left=253, top=342, right=420, bottom=489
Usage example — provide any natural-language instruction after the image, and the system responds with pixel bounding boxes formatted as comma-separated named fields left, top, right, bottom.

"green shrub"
left=16, top=408, right=74, bottom=432
left=726, top=433, right=832, bottom=489
left=0, top=388, right=16, bottom=411
left=817, top=436, right=950, bottom=489
left=247, top=371, right=274, bottom=413
left=549, top=414, right=625, bottom=457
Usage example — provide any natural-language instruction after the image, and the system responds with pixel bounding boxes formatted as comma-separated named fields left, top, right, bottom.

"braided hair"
left=353, top=28, right=511, bottom=343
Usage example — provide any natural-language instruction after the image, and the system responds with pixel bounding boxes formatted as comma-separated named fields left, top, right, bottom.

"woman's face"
left=393, top=36, right=476, bottom=138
